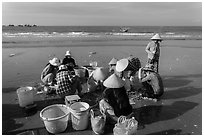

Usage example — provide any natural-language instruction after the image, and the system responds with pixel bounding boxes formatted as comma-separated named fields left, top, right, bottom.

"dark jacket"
left=62, top=56, right=76, bottom=67
left=102, top=87, right=132, bottom=117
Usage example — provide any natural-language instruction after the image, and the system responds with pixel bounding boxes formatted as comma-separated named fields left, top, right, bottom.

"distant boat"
left=89, top=51, right=96, bottom=55
left=120, top=27, right=129, bottom=32
left=9, top=54, right=15, bottom=57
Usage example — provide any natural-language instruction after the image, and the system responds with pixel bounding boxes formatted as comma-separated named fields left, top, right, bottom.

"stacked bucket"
left=40, top=95, right=90, bottom=134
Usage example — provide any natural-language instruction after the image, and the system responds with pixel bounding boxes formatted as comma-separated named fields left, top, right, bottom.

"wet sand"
left=2, top=39, right=202, bottom=135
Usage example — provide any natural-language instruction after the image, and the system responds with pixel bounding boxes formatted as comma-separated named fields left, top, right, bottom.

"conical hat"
left=108, top=58, right=118, bottom=65
left=93, top=67, right=109, bottom=81
left=103, top=73, right=125, bottom=88
left=151, top=33, right=162, bottom=40
left=49, top=57, right=61, bottom=66
left=65, top=50, right=71, bottom=56
left=116, top=58, right=129, bottom=72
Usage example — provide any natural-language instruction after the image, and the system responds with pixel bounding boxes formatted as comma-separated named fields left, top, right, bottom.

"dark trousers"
left=141, top=82, right=155, bottom=98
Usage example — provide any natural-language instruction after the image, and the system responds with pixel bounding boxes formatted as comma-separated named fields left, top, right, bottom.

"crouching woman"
left=138, top=66, right=164, bottom=99
left=99, top=73, right=132, bottom=124
left=49, top=65, right=82, bottom=99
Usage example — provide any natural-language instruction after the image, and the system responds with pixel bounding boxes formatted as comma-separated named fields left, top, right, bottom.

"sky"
left=2, top=2, right=202, bottom=26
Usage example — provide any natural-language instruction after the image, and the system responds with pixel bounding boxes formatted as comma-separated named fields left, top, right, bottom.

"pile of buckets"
left=16, top=87, right=100, bottom=134
left=39, top=95, right=90, bottom=134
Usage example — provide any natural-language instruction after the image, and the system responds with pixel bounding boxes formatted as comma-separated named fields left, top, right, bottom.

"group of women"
left=40, top=33, right=164, bottom=124
left=40, top=50, right=83, bottom=98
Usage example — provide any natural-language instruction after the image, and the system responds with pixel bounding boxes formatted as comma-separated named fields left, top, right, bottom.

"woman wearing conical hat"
left=87, top=67, right=109, bottom=92
left=62, top=50, right=77, bottom=71
left=145, top=33, right=162, bottom=73
left=41, top=57, right=61, bottom=86
left=138, top=65, right=164, bottom=99
left=115, top=57, right=141, bottom=92
left=99, top=73, right=132, bottom=123
left=43, top=64, right=83, bottom=98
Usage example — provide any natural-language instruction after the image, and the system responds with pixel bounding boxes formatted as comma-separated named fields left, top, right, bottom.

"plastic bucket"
left=40, top=104, right=70, bottom=134
left=16, top=86, right=34, bottom=107
left=69, top=102, right=90, bottom=130
left=90, top=109, right=106, bottom=134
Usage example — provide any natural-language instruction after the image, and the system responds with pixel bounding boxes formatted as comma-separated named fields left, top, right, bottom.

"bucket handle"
left=117, top=116, right=127, bottom=124
left=127, top=117, right=138, bottom=129
left=90, top=109, right=94, bottom=118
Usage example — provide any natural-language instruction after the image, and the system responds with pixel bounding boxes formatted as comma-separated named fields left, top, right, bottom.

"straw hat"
left=65, top=50, right=71, bottom=56
left=49, top=57, right=60, bottom=66
left=93, top=67, right=109, bottom=81
left=151, top=33, right=162, bottom=41
left=108, top=58, right=118, bottom=65
left=103, top=73, right=125, bottom=88
left=116, top=58, right=129, bottom=72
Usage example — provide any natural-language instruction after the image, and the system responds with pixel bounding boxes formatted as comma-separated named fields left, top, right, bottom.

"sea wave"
left=2, top=31, right=201, bottom=40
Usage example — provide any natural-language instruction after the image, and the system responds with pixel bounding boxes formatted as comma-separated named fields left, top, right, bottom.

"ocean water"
left=2, top=26, right=202, bottom=43
left=2, top=26, right=202, bottom=88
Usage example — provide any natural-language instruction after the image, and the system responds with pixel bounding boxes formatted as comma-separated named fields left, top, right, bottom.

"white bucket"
left=69, top=102, right=90, bottom=130
left=16, top=86, right=34, bottom=107
left=40, top=104, right=70, bottom=134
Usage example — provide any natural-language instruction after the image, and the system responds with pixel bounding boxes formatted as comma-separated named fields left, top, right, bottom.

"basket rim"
left=40, top=104, right=69, bottom=121
left=69, top=102, right=90, bottom=113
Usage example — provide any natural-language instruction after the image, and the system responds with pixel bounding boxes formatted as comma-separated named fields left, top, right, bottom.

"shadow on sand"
left=161, top=86, right=201, bottom=100
left=132, top=101, right=198, bottom=126
left=162, top=74, right=201, bottom=88
left=2, top=87, right=18, bottom=93
left=148, top=129, right=183, bottom=135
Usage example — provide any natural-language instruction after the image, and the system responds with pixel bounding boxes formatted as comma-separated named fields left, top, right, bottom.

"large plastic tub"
left=40, top=104, right=70, bottom=134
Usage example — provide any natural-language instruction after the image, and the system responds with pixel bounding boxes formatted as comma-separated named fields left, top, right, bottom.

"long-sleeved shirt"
left=145, top=41, right=160, bottom=60
left=141, top=72, right=164, bottom=96
left=41, top=63, right=58, bottom=81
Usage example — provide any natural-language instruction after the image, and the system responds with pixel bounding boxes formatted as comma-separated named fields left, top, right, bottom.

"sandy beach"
left=2, top=37, right=202, bottom=135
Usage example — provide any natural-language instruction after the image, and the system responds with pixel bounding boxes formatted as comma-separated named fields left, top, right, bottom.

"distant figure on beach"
left=41, top=57, right=60, bottom=86
left=108, top=57, right=118, bottom=74
left=55, top=65, right=82, bottom=98
left=138, top=64, right=164, bottom=99
left=99, top=74, right=132, bottom=124
left=145, top=33, right=162, bottom=73
left=87, top=67, right=109, bottom=92
left=116, top=57, right=141, bottom=92
left=62, top=50, right=77, bottom=71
